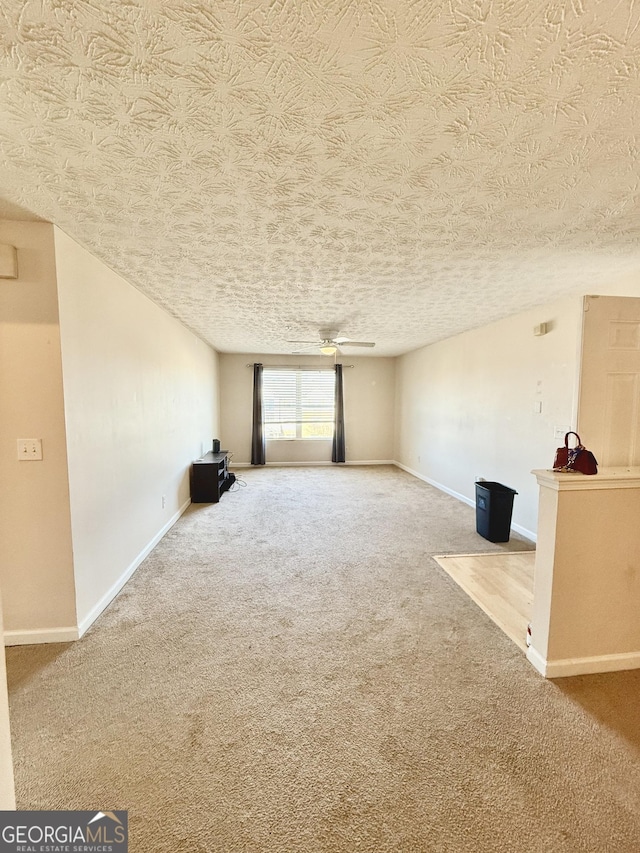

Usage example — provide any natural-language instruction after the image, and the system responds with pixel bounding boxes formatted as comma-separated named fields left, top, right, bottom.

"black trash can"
left=475, top=481, right=517, bottom=543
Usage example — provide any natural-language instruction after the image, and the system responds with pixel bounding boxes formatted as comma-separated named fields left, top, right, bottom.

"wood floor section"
left=434, top=551, right=535, bottom=652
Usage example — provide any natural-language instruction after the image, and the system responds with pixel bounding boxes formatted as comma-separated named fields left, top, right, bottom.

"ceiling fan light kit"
left=287, top=329, right=376, bottom=355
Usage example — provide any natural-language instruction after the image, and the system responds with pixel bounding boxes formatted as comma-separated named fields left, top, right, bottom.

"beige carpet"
left=6, top=466, right=640, bottom=852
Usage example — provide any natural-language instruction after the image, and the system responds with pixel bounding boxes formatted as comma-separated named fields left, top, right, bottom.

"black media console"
left=190, top=451, right=231, bottom=503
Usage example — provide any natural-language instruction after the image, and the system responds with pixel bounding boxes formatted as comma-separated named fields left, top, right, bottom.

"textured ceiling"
left=1, top=1, right=640, bottom=356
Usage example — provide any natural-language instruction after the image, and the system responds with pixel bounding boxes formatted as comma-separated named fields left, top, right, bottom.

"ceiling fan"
left=287, top=329, right=376, bottom=355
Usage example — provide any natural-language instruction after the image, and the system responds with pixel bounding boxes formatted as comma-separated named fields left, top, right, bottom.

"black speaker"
left=212, top=439, right=220, bottom=453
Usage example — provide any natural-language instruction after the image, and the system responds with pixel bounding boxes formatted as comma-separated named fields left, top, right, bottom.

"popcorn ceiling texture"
left=1, top=1, right=640, bottom=354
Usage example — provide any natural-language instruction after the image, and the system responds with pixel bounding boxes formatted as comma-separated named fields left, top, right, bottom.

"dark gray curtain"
left=251, top=362, right=266, bottom=465
left=332, top=363, right=345, bottom=463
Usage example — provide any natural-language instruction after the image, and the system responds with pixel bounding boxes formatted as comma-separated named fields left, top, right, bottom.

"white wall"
left=54, top=228, right=220, bottom=631
left=0, top=590, right=14, bottom=808
left=394, top=297, right=583, bottom=538
left=219, top=354, right=395, bottom=464
left=0, top=222, right=77, bottom=638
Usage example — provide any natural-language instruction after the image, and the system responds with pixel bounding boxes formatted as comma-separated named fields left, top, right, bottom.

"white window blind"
left=263, top=368, right=335, bottom=440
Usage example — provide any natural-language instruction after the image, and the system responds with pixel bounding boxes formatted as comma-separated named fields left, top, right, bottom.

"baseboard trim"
left=4, top=627, right=79, bottom=647
left=233, top=460, right=395, bottom=468
left=345, top=460, right=395, bottom=466
left=76, top=498, right=192, bottom=638
left=526, top=645, right=549, bottom=676
left=393, top=462, right=537, bottom=543
left=394, top=461, right=474, bottom=504
left=4, top=499, right=193, bottom=646
left=527, top=645, right=640, bottom=677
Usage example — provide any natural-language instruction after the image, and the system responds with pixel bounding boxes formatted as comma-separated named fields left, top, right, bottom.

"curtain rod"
left=245, top=363, right=354, bottom=369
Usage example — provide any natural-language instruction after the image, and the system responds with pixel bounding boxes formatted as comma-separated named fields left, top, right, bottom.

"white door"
left=578, top=295, right=640, bottom=466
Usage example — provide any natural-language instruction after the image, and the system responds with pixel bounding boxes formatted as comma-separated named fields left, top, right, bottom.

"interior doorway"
left=578, top=295, right=640, bottom=466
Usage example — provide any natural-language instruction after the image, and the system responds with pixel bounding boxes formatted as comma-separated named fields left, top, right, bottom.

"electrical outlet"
left=554, top=426, right=570, bottom=439
left=161, top=495, right=166, bottom=509
left=17, top=439, right=43, bottom=461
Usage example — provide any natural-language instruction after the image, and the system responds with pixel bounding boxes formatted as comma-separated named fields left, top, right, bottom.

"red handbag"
left=553, top=432, right=598, bottom=475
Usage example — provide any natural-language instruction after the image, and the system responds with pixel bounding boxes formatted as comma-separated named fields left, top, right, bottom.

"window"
left=263, top=368, right=335, bottom=440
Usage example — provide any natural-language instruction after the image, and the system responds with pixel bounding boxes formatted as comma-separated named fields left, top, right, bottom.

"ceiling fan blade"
left=340, top=341, right=375, bottom=347
left=286, top=339, right=322, bottom=344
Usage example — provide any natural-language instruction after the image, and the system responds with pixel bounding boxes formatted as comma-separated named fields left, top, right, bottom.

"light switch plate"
left=17, top=439, right=43, bottom=460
